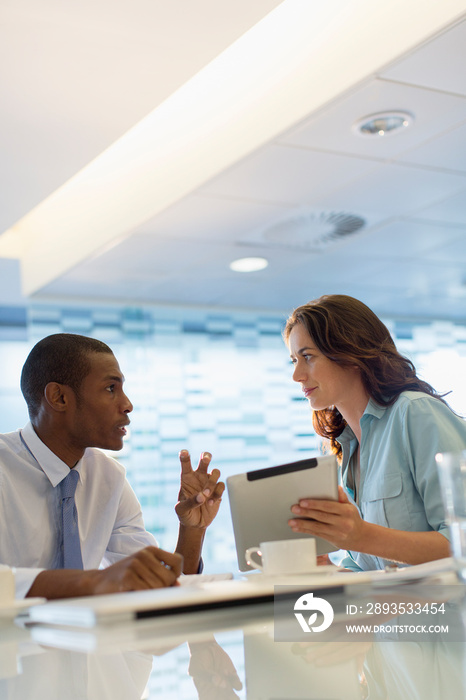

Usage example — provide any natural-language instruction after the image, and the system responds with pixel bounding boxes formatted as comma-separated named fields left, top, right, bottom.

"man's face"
left=67, top=352, right=133, bottom=452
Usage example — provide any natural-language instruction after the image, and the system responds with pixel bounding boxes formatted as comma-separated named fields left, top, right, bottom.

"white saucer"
left=241, top=565, right=341, bottom=583
left=0, top=598, right=45, bottom=621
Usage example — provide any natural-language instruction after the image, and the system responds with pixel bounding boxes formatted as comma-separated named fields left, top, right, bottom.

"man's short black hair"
left=20, top=333, right=113, bottom=419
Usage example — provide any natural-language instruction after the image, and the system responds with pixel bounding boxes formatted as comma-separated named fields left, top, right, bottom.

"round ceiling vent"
left=260, top=211, right=366, bottom=251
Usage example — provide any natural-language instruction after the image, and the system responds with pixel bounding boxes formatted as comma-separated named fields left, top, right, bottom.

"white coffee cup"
left=0, top=565, right=15, bottom=605
left=245, top=538, right=317, bottom=576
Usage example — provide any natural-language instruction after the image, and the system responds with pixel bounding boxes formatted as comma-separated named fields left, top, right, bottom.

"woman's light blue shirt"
left=338, top=391, right=466, bottom=571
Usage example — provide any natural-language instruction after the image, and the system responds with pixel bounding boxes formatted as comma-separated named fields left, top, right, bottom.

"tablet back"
left=227, top=455, right=339, bottom=571
left=243, top=632, right=363, bottom=700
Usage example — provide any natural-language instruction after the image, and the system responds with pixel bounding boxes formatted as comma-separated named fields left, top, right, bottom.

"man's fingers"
left=136, top=547, right=183, bottom=586
left=206, top=479, right=225, bottom=505
left=177, top=494, right=204, bottom=512
left=97, top=547, right=183, bottom=594
left=150, top=547, right=184, bottom=578
left=196, top=475, right=225, bottom=506
left=197, top=469, right=221, bottom=496
left=179, top=481, right=224, bottom=512
left=196, top=451, right=212, bottom=474
left=179, top=449, right=194, bottom=475
left=125, top=556, right=169, bottom=590
left=179, top=450, right=214, bottom=476
left=213, top=481, right=226, bottom=499
left=316, top=554, right=332, bottom=566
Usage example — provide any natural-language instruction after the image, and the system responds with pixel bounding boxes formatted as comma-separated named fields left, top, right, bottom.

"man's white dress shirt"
left=0, top=422, right=156, bottom=597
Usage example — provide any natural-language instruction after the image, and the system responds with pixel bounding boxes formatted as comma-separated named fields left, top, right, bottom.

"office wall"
left=1, top=303, right=465, bottom=572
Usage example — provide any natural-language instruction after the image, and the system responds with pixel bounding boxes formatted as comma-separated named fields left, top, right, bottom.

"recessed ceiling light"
left=353, top=111, right=414, bottom=137
left=230, top=257, right=269, bottom=272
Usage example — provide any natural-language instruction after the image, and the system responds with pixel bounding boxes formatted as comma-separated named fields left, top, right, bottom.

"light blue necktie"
left=60, top=469, right=83, bottom=569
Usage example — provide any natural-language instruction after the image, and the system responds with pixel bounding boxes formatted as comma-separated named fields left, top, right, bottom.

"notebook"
left=227, top=455, right=339, bottom=571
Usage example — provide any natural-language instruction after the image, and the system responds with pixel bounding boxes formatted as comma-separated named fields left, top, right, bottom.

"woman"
left=284, top=294, right=466, bottom=571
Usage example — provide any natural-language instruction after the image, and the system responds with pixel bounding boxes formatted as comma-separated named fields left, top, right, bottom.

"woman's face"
left=288, top=323, right=364, bottom=413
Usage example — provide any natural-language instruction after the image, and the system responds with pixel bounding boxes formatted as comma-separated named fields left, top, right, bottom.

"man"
left=0, top=333, right=224, bottom=599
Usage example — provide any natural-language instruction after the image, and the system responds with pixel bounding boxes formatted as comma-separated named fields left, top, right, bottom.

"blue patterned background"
left=1, top=302, right=465, bottom=573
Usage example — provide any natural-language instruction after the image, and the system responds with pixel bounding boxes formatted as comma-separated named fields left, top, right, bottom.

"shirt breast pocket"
left=361, top=473, right=412, bottom=530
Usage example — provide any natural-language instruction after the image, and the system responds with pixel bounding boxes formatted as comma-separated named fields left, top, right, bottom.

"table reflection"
left=364, top=640, right=465, bottom=700
left=0, top=645, right=153, bottom=700
left=1, top=584, right=465, bottom=699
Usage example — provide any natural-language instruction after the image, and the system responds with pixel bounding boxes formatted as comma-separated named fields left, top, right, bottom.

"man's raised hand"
left=175, top=450, right=225, bottom=529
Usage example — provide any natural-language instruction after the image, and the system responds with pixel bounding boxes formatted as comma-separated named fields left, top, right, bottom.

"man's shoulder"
left=0, top=428, right=22, bottom=438
left=82, top=447, right=126, bottom=473
left=0, top=428, right=22, bottom=450
left=0, top=430, right=29, bottom=478
left=80, top=449, right=128, bottom=494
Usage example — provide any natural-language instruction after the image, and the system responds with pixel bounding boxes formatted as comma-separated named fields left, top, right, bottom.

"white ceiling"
left=2, top=1, right=466, bottom=320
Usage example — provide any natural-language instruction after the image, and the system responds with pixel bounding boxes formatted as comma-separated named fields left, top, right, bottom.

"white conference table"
left=1, top=564, right=465, bottom=700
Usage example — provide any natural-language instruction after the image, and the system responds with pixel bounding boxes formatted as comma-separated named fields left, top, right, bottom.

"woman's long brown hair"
left=283, top=295, right=448, bottom=460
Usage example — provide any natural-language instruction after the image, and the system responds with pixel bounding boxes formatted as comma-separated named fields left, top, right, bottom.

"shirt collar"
left=362, top=396, right=387, bottom=419
left=337, top=423, right=355, bottom=445
left=20, top=422, right=81, bottom=488
left=336, top=397, right=387, bottom=445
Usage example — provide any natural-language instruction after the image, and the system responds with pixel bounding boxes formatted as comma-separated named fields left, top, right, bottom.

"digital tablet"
left=227, top=455, right=339, bottom=571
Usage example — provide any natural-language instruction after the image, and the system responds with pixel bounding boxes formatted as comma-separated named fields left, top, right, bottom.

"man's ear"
left=44, top=382, right=73, bottom=413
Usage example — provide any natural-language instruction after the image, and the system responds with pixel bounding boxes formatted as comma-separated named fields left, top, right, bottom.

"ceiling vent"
left=253, top=210, right=366, bottom=252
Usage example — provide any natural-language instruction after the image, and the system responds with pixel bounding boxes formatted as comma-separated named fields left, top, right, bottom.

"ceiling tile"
left=134, top=193, right=293, bottom=243
left=277, top=78, right=466, bottom=160
left=317, top=162, right=466, bottom=220
left=417, top=188, right=466, bottom=226
left=380, top=18, right=466, bottom=96
left=329, top=219, right=466, bottom=260
left=397, top=120, right=466, bottom=172
left=422, top=230, right=466, bottom=264
left=361, top=258, right=461, bottom=292
left=198, top=144, right=379, bottom=206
